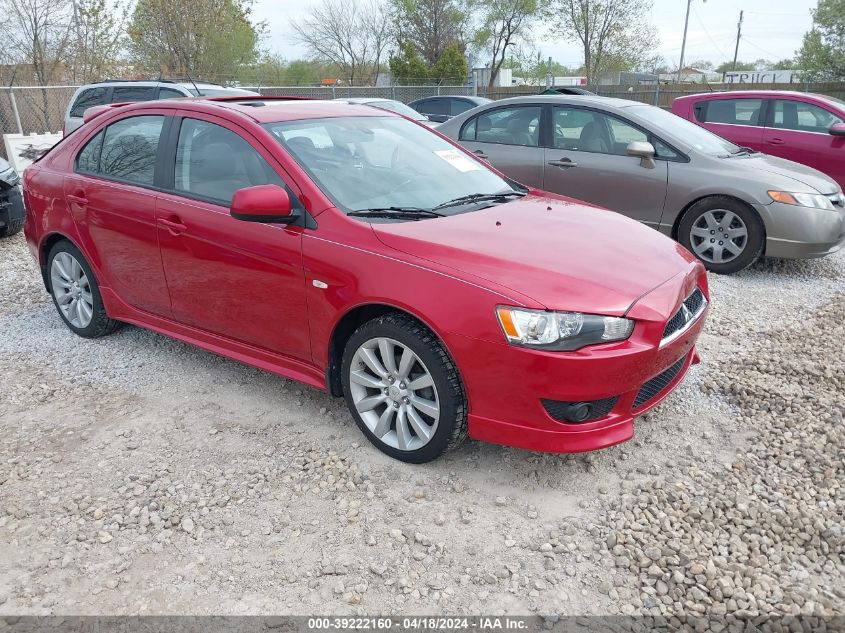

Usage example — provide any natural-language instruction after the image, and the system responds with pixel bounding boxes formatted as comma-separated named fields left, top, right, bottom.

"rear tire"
left=678, top=196, right=764, bottom=274
left=0, top=217, right=23, bottom=238
left=47, top=240, right=120, bottom=338
left=341, top=313, right=467, bottom=463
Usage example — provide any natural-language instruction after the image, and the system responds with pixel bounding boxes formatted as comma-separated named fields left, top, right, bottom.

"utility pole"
left=731, top=11, right=744, bottom=72
left=677, top=0, right=705, bottom=85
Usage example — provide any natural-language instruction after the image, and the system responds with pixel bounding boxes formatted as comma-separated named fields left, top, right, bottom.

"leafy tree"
left=127, top=0, right=261, bottom=80
left=430, top=42, right=467, bottom=82
left=389, top=41, right=430, bottom=83
left=715, top=60, right=756, bottom=74
left=391, top=0, right=467, bottom=66
left=772, top=58, right=799, bottom=70
left=798, top=0, right=845, bottom=80
left=546, top=0, right=658, bottom=84
left=471, top=0, right=538, bottom=87
left=688, top=59, right=714, bottom=71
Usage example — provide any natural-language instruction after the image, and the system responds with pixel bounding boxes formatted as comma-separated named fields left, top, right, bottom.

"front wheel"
left=341, top=313, right=467, bottom=463
left=678, top=197, right=764, bottom=274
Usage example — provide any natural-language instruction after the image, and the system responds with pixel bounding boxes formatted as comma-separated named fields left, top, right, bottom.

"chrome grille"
left=660, top=288, right=707, bottom=347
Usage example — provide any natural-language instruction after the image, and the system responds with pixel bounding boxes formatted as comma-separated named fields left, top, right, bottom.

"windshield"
left=366, top=100, right=427, bottom=121
left=630, top=105, right=740, bottom=156
left=263, top=116, right=517, bottom=215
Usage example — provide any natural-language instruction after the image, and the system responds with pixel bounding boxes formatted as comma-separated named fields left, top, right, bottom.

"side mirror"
left=627, top=141, right=656, bottom=169
left=230, top=184, right=297, bottom=224
left=829, top=122, right=845, bottom=137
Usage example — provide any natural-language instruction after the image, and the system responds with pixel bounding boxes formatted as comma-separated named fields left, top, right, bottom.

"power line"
left=691, top=4, right=728, bottom=60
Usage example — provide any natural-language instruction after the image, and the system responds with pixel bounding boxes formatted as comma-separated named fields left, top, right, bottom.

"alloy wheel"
left=51, top=252, right=94, bottom=328
left=348, top=337, right=440, bottom=452
left=689, top=209, right=748, bottom=264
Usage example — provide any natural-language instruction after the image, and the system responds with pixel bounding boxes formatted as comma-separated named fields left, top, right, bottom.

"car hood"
left=371, top=194, right=699, bottom=316
left=730, top=153, right=840, bottom=194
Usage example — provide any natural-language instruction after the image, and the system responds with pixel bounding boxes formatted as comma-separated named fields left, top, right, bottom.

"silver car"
left=64, top=80, right=258, bottom=135
left=437, top=95, right=845, bottom=274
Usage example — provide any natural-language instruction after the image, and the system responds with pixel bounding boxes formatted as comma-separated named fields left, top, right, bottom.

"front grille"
left=542, top=396, right=619, bottom=423
left=661, top=288, right=706, bottom=343
left=633, top=355, right=687, bottom=410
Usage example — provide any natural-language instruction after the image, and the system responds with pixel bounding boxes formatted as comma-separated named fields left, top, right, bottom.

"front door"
left=543, top=106, right=668, bottom=227
left=155, top=114, right=310, bottom=360
left=456, top=104, right=545, bottom=189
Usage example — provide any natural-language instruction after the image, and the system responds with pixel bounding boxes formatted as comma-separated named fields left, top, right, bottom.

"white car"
left=64, top=80, right=258, bottom=135
left=335, top=97, right=437, bottom=126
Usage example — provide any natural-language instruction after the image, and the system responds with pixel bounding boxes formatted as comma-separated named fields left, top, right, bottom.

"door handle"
left=66, top=193, right=88, bottom=205
left=473, top=150, right=489, bottom=160
left=767, top=137, right=785, bottom=145
left=157, top=217, right=187, bottom=235
left=548, top=158, right=577, bottom=168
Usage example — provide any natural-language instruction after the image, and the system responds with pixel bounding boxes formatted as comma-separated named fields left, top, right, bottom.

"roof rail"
left=205, top=95, right=314, bottom=103
left=100, top=78, right=178, bottom=84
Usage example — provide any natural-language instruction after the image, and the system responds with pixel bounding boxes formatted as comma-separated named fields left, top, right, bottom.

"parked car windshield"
left=263, top=116, right=517, bottom=215
left=365, top=100, right=428, bottom=121
left=632, top=105, right=740, bottom=156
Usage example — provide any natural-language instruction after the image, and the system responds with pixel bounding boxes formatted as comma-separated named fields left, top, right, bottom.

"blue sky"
left=253, top=0, right=816, bottom=69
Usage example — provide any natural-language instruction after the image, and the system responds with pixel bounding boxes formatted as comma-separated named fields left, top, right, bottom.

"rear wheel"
left=47, top=240, right=120, bottom=338
left=678, top=197, right=764, bottom=274
left=341, top=313, right=467, bottom=463
left=0, top=217, right=23, bottom=238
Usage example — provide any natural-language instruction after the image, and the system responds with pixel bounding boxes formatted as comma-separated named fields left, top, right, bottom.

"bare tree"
left=293, top=0, right=392, bottom=85
left=391, top=0, right=468, bottom=66
left=471, top=0, right=538, bottom=88
left=69, top=0, right=129, bottom=83
left=546, top=0, right=657, bottom=84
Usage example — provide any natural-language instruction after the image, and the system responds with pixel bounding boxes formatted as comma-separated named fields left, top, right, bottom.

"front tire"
left=47, top=240, right=120, bottom=338
left=0, top=217, right=23, bottom=238
left=678, top=196, right=764, bottom=274
left=341, top=313, right=467, bottom=463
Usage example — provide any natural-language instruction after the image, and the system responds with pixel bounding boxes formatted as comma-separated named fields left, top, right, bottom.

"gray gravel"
left=0, top=231, right=843, bottom=621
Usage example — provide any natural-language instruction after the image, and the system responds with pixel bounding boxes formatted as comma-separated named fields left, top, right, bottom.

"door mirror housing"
left=829, top=122, right=845, bottom=137
left=230, top=185, right=297, bottom=224
left=627, top=141, right=656, bottom=169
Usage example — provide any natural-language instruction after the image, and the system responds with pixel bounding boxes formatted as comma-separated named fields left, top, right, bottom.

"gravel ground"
left=0, top=231, right=843, bottom=624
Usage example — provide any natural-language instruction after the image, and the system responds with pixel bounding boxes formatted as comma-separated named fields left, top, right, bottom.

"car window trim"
left=548, top=104, right=689, bottom=163
left=459, top=103, right=545, bottom=149
left=763, top=97, right=843, bottom=134
left=698, top=96, right=767, bottom=128
left=71, top=113, right=169, bottom=190
left=70, top=86, right=112, bottom=119
left=160, top=113, right=312, bottom=227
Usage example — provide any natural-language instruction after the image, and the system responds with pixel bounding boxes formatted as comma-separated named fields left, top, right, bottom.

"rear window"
left=414, top=99, right=448, bottom=116
left=111, top=86, right=157, bottom=103
left=699, top=98, right=764, bottom=127
left=451, top=100, right=476, bottom=116
left=70, top=87, right=109, bottom=118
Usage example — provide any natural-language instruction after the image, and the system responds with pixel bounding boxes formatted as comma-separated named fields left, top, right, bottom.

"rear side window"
left=76, top=131, right=104, bottom=173
left=70, top=87, right=109, bottom=118
left=461, top=105, right=541, bottom=147
left=771, top=100, right=843, bottom=133
left=700, top=98, right=763, bottom=126
left=174, top=118, right=285, bottom=205
left=97, top=116, right=165, bottom=186
left=159, top=87, right=188, bottom=99
left=415, top=99, right=448, bottom=116
left=111, top=86, right=157, bottom=103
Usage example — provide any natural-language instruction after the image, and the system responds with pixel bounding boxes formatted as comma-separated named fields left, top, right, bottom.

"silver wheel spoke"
left=711, top=243, right=725, bottom=263
left=726, top=227, right=747, bottom=239
left=723, top=241, right=743, bottom=256
left=57, top=292, right=74, bottom=306
left=359, top=347, right=388, bottom=378
left=54, top=257, right=72, bottom=281
left=350, top=369, right=385, bottom=389
left=720, top=211, right=737, bottom=227
left=410, top=396, right=439, bottom=419
left=703, top=212, right=718, bottom=229
left=51, top=252, right=94, bottom=328
left=406, top=408, right=432, bottom=441
left=378, top=339, right=398, bottom=375
left=79, top=299, right=93, bottom=322
left=51, top=274, right=72, bottom=290
left=395, top=408, right=411, bottom=451
left=692, top=240, right=711, bottom=256
left=690, top=226, right=711, bottom=239
left=397, top=347, right=415, bottom=379
left=373, top=406, right=395, bottom=438
left=356, top=394, right=386, bottom=413
left=408, top=373, right=434, bottom=391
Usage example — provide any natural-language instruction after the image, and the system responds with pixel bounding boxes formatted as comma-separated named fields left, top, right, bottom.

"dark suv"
left=0, top=157, right=24, bottom=238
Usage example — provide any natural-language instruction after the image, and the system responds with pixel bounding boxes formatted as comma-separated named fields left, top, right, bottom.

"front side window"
left=265, top=116, right=516, bottom=215
left=112, top=86, right=157, bottom=104
left=462, top=106, right=541, bottom=147
left=772, top=99, right=843, bottom=133
left=175, top=118, right=284, bottom=205
left=99, top=115, right=164, bottom=186
left=701, top=98, right=763, bottom=126
left=70, top=87, right=109, bottom=118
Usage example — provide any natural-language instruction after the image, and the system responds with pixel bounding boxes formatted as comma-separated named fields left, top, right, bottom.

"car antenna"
left=186, top=73, right=203, bottom=96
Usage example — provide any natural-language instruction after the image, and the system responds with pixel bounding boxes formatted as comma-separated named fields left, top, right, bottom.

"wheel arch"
left=671, top=193, right=767, bottom=253
left=325, top=302, right=458, bottom=398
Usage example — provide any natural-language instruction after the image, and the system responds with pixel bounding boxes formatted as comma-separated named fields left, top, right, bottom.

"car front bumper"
left=0, top=186, right=25, bottom=231
left=446, top=270, right=709, bottom=454
left=757, top=201, right=845, bottom=259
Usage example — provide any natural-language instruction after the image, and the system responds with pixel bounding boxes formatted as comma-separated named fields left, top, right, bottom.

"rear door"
left=762, top=98, right=845, bottom=187
left=694, top=97, right=765, bottom=151
left=457, top=104, right=544, bottom=188
left=64, top=112, right=172, bottom=316
left=154, top=113, right=310, bottom=360
left=542, top=105, right=668, bottom=227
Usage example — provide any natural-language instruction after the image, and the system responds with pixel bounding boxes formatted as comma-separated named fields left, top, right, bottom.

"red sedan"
left=23, top=97, right=708, bottom=463
left=672, top=90, right=845, bottom=190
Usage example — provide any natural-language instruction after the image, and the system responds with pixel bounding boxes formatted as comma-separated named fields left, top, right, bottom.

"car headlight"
left=0, top=166, right=19, bottom=187
left=496, top=307, right=634, bottom=351
left=768, top=190, right=835, bottom=211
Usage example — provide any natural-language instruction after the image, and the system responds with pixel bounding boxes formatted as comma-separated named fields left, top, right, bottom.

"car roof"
left=77, top=80, right=242, bottom=90
left=674, top=90, right=833, bottom=101
left=482, top=94, right=646, bottom=109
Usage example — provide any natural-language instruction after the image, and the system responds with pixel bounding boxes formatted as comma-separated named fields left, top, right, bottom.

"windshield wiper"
left=730, top=146, right=756, bottom=155
left=347, top=206, right=445, bottom=220
left=432, top=191, right=525, bottom=212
